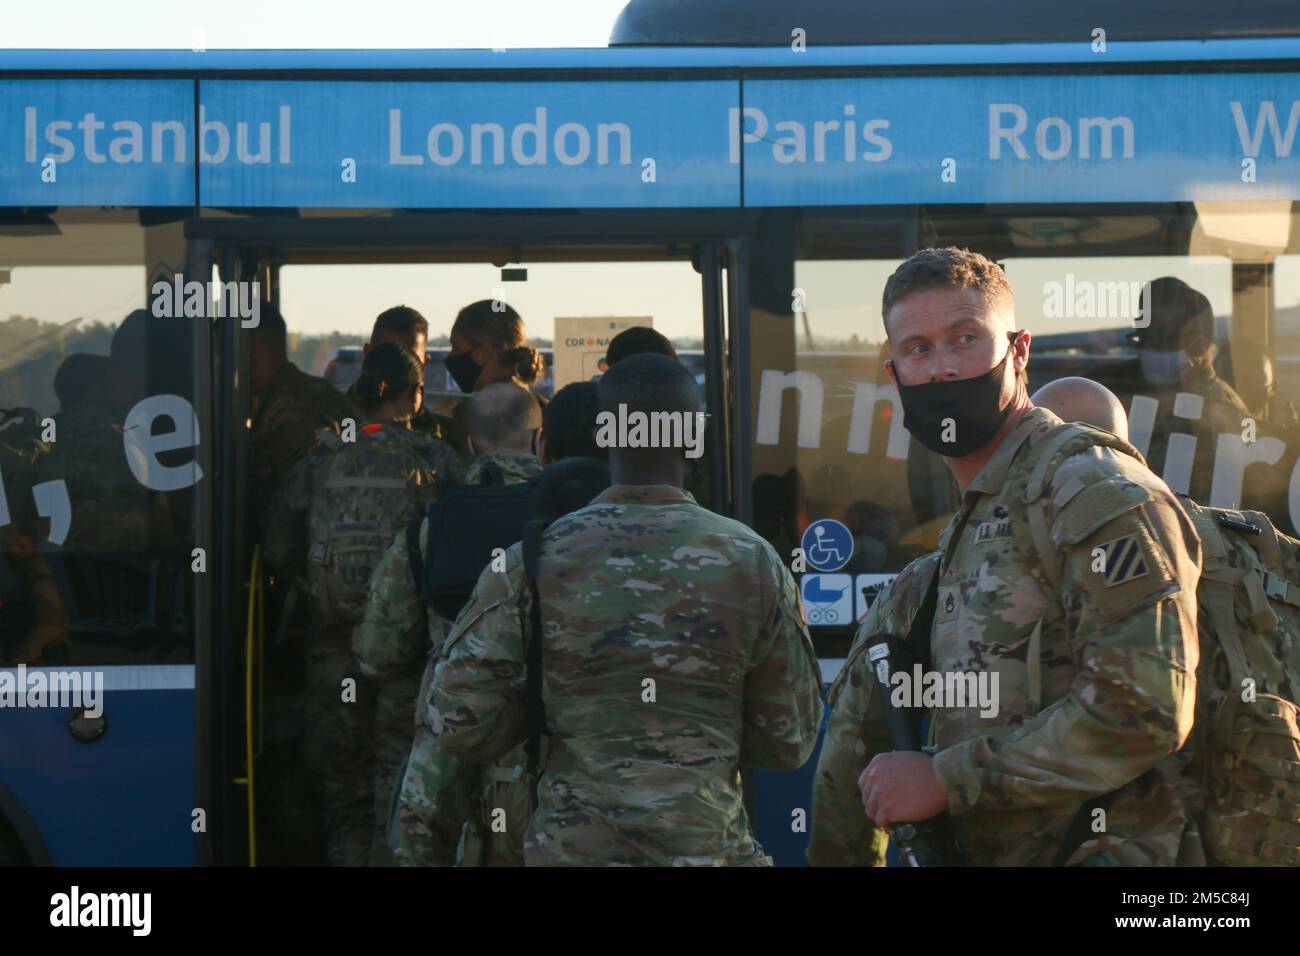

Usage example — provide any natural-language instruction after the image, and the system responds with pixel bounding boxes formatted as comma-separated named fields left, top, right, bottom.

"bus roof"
left=4, top=39, right=1300, bottom=73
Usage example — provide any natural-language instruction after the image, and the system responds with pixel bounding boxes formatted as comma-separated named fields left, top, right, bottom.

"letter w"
left=1231, top=100, right=1300, bottom=158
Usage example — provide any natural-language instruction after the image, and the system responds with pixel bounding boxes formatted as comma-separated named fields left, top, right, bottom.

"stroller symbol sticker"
left=801, top=519, right=853, bottom=572
left=801, top=574, right=853, bottom=627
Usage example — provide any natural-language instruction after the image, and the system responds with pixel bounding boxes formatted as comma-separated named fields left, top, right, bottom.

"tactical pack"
left=1024, top=421, right=1300, bottom=867
left=408, top=463, right=538, bottom=623
left=306, top=427, right=443, bottom=626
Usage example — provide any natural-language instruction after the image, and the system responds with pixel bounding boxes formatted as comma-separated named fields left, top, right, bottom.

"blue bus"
left=4, top=0, right=1300, bottom=866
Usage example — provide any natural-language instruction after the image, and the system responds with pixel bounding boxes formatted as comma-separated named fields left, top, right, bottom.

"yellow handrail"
left=236, top=546, right=263, bottom=867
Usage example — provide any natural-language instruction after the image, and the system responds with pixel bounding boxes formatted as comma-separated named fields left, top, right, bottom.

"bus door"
left=199, top=217, right=738, bottom=865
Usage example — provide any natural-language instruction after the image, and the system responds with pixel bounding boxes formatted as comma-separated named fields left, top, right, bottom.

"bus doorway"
left=204, top=226, right=735, bottom=866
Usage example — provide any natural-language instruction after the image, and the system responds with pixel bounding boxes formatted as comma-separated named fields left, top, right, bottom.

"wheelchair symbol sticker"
left=800, top=519, right=853, bottom=572
left=801, top=573, right=853, bottom=627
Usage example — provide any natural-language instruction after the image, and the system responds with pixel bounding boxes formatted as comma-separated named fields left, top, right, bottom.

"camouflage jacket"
left=353, top=449, right=541, bottom=682
left=262, top=420, right=461, bottom=630
left=808, top=552, right=941, bottom=866
left=251, top=361, right=355, bottom=531
left=815, top=407, right=1203, bottom=866
left=354, top=449, right=539, bottom=867
left=428, top=484, right=824, bottom=866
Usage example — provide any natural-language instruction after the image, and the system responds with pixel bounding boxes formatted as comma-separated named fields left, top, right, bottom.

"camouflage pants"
left=371, top=673, right=420, bottom=866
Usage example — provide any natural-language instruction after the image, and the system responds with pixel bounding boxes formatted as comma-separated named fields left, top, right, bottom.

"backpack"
left=407, top=462, right=538, bottom=623
left=1025, top=421, right=1300, bottom=867
left=306, top=427, right=443, bottom=626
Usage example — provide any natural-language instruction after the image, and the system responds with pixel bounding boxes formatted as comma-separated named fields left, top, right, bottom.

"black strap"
left=1053, top=789, right=1120, bottom=866
left=521, top=518, right=547, bottom=809
left=907, top=567, right=940, bottom=675
left=405, top=517, right=424, bottom=594
left=481, top=460, right=506, bottom=486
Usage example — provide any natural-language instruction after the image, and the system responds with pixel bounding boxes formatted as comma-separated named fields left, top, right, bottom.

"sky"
left=5, top=0, right=629, bottom=49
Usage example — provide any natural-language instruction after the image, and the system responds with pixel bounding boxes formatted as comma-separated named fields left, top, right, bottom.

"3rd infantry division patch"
left=1097, top=534, right=1150, bottom=587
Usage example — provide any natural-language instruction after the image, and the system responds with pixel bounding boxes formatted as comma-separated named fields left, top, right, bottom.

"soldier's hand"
left=857, top=752, right=948, bottom=828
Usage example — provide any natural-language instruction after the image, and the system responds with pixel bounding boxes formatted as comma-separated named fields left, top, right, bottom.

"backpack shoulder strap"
left=1022, top=422, right=1148, bottom=593
left=406, top=516, right=425, bottom=595
left=521, top=518, right=548, bottom=808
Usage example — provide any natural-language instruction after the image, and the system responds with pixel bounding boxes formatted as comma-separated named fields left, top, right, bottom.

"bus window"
left=751, top=206, right=1300, bottom=658
left=0, top=209, right=199, bottom=668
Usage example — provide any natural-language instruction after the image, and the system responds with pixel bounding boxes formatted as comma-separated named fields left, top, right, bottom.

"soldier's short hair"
left=598, top=353, right=700, bottom=419
left=469, top=381, right=542, bottom=449
left=543, top=381, right=607, bottom=461
left=372, top=305, right=429, bottom=346
left=251, top=302, right=288, bottom=355
left=882, top=247, right=1014, bottom=336
left=606, top=326, right=677, bottom=366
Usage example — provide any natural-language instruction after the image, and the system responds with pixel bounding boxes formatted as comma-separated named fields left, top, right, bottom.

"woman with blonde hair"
left=445, top=299, right=546, bottom=394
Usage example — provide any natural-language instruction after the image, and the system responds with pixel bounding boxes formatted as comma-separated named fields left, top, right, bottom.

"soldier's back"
left=530, top=484, right=815, bottom=866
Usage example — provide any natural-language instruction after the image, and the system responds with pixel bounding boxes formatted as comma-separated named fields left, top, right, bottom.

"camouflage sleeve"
left=738, top=543, right=824, bottom=772
left=261, top=448, right=315, bottom=578
left=353, top=518, right=429, bottom=681
left=256, top=401, right=330, bottom=495
left=933, top=457, right=1200, bottom=815
left=426, top=541, right=530, bottom=763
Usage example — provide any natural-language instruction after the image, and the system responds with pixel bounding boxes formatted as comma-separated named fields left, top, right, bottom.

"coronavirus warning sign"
left=553, top=316, right=651, bottom=392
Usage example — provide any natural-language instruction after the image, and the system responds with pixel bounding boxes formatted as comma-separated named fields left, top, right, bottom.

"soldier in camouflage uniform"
left=345, top=305, right=443, bottom=438
left=264, top=343, right=461, bottom=866
left=809, top=553, right=939, bottom=866
left=1118, top=277, right=1252, bottom=502
left=250, top=304, right=356, bottom=531
left=428, top=354, right=824, bottom=865
left=826, top=248, right=1202, bottom=866
left=355, top=381, right=543, bottom=866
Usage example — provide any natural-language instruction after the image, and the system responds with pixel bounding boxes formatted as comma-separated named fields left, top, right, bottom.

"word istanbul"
left=150, top=274, right=261, bottom=327
left=595, top=403, right=705, bottom=459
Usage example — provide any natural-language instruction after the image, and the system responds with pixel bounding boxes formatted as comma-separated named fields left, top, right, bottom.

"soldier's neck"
left=945, top=400, right=1034, bottom=491
left=610, top=457, right=687, bottom=489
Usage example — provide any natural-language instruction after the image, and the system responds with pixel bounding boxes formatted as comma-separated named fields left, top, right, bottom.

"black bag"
left=407, top=467, right=539, bottom=623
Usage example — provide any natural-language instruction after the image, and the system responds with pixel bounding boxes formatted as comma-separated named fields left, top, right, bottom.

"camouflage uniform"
left=251, top=361, right=355, bottom=531
left=808, top=553, right=940, bottom=866
left=428, top=484, right=824, bottom=866
left=354, top=448, right=542, bottom=866
left=264, top=420, right=461, bottom=866
left=812, top=407, right=1203, bottom=866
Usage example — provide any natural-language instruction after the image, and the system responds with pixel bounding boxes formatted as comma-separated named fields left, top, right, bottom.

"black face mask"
left=445, top=349, right=483, bottom=394
left=894, top=332, right=1020, bottom=458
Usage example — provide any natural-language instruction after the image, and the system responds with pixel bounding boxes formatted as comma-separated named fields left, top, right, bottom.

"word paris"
left=594, top=404, right=706, bottom=459
left=150, top=274, right=261, bottom=327
left=0, top=666, right=103, bottom=718
left=886, top=663, right=1000, bottom=718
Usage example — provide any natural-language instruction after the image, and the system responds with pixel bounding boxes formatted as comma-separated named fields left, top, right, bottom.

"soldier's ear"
left=467, top=436, right=478, bottom=459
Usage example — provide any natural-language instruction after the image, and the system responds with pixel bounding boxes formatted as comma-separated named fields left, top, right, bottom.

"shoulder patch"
left=1095, top=534, right=1150, bottom=587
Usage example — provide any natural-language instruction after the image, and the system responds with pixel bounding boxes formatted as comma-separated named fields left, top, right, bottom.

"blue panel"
left=0, top=689, right=195, bottom=866
left=0, top=79, right=194, bottom=206
left=198, top=80, right=739, bottom=208
left=4, top=39, right=1300, bottom=72
left=742, top=74, right=1300, bottom=205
